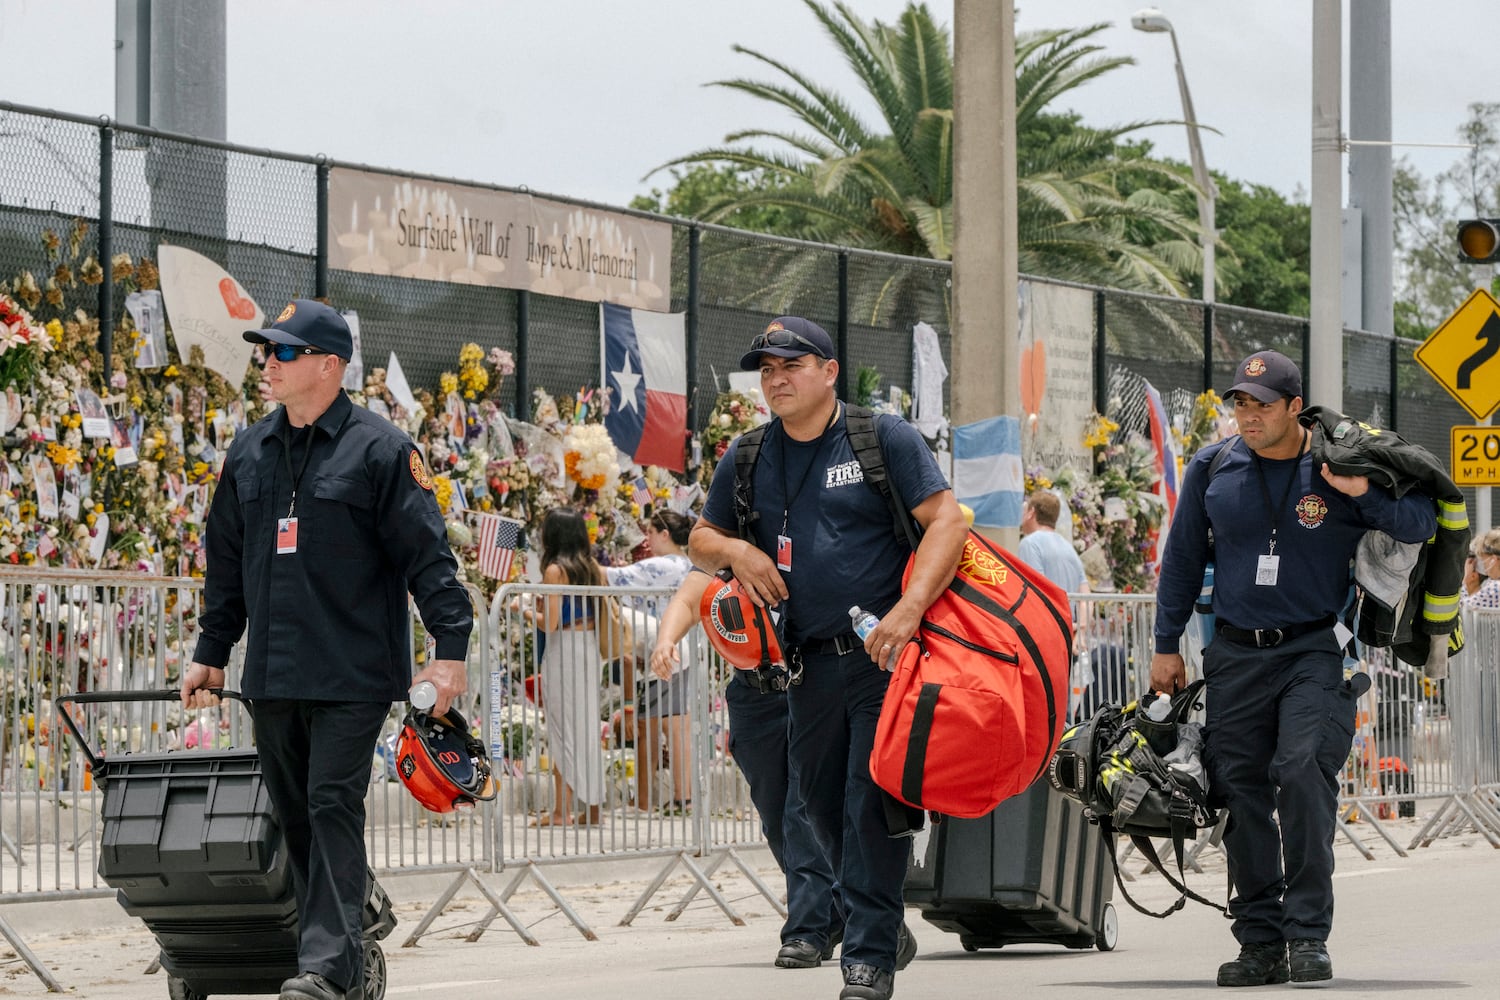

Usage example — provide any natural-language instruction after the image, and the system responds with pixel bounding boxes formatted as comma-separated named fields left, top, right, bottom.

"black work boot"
left=280, top=972, right=346, bottom=1000
left=775, top=939, right=823, bottom=968
left=1216, top=941, right=1289, bottom=987
left=840, top=964, right=894, bottom=1000
left=1288, top=938, right=1333, bottom=986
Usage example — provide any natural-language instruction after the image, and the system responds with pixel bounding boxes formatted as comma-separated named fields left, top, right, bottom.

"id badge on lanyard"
left=277, top=516, right=299, bottom=554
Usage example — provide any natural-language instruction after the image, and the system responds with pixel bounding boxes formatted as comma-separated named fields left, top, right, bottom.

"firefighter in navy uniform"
left=692, top=317, right=967, bottom=1000
left=1151, top=350, right=1434, bottom=988
left=181, top=300, right=473, bottom=1000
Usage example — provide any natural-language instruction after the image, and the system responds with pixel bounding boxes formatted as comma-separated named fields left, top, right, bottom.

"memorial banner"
left=328, top=167, right=672, bottom=312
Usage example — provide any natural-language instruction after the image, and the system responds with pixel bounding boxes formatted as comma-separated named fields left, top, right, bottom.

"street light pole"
left=1132, top=8, right=1217, bottom=303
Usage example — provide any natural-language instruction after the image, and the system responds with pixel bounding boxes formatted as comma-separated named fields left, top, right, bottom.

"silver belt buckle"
left=1255, top=627, right=1284, bottom=648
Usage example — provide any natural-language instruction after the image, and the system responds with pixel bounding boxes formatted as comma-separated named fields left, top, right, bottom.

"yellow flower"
left=164, top=365, right=179, bottom=377
left=439, top=372, right=458, bottom=395
left=431, top=475, right=455, bottom=513
left=44, top=319, right=63, bottom=345
left=45, top=442, right=80, bottom=468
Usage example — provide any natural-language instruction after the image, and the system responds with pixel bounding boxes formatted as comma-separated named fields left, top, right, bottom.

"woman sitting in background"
left=1462, top=528, right=1500, bottom=609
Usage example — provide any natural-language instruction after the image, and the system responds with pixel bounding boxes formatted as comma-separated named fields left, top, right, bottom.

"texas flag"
left=601, top=303, right=687, bottom=472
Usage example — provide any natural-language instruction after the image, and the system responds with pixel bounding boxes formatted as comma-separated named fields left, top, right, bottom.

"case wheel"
left=167, top=976, right=208, bottom=1000
left=1095, top=903, right=1119, bottom=952
left=360, top=939, right=387, bottom=1000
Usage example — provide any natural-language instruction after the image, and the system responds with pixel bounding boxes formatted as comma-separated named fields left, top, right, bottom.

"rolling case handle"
left=56, top=689, right=248, bottom=773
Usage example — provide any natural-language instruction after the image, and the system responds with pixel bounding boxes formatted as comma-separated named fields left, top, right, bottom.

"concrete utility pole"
left=951, top=0, right=1020, bottom=549
left=1309, top=0, right=1344, bottom=410
left=1349, top=0, right=1393, bottom=337
left=115, top=0, right=228, bottom=242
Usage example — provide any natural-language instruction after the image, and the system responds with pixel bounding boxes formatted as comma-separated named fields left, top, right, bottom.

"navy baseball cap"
left=739, top=316, right=835, bottom=371
left=1226, top=349, right=1302, bottom=403
left=244, top=299, right=353, bottom=360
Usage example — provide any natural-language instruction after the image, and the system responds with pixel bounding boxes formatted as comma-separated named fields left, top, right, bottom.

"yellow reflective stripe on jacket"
left=1423, top=590, right=1461, bottom=624
left=1436, top=498, right=1469, bottom=533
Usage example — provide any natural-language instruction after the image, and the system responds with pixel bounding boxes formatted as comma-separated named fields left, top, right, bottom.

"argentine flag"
left=953, top=415, right=1024, bottom=529
left=601, top=303, right=688, bottom=472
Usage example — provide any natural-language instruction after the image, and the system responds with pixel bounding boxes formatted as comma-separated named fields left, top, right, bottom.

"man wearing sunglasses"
left=692, top=316, right=967, bottom=1000
left=180, top=299, right=472, bottom=1000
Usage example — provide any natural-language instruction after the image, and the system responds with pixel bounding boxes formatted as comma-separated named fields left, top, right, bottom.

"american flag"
left=631, top=476, right=651, bottom=509
left=476, top=513, right=524, bottom=580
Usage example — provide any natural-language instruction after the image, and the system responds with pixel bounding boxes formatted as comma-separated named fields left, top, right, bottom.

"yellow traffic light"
left=1457, top=219, right=1500, bottom=263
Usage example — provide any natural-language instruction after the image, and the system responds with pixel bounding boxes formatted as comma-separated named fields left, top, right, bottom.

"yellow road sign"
left=1415, top=288, right=1500, bottom=420
left=1452, top=425, right=1500, bottom=487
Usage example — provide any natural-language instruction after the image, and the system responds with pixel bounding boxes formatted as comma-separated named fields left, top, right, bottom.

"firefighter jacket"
left=1299, top=405, right=1470, bottom=668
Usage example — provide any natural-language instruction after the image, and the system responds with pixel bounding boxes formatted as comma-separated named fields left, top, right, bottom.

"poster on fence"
left=158, top=246, right=262, bottom=385
left=1019, top=280, right=1095, bottom=476
left=327, top=167, right=673, bottom=312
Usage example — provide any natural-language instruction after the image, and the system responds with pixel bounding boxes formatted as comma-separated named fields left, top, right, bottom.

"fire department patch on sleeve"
left=409, top=451, right=434, bottom=491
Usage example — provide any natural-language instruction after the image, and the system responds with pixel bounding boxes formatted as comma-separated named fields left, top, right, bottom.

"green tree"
left=1394, top=102, right=1500, bottom=341
left=647, top=1, right=1203, bottom=295
left=630, top=164, right=815, bottom=234
left=1214, top=178, right=1310, bottom=316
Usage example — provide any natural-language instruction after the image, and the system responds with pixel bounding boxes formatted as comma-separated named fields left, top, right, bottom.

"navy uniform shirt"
left=192, top=392, right=473, bottom=701
left=701, top=405, right=950, bottom=645
left=1154, top=436, right=1435, bottom=653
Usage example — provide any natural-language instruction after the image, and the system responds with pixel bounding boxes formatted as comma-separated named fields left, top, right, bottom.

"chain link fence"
left=0, top=101, right=1475, bottom=488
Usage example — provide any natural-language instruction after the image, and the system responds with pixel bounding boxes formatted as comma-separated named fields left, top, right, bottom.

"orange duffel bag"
left=871, top=530, right=1073, bottom=818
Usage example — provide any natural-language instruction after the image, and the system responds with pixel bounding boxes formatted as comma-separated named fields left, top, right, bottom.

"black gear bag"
left=1047, top=679, right=1227, bottom=919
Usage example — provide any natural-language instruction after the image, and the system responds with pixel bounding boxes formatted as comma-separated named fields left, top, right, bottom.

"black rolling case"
left=904, top=782, right=1117, bottom=952
left=60, top=691, right=396, bottom=1000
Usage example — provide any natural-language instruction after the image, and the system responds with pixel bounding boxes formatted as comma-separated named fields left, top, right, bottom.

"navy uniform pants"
left=725, top=672, right=841, bottom=948
left=1202, top=628, right=1359, bottom=945
left=788, top=646, right=908, bottom=973
left=254, top=699, right=389, bottom=993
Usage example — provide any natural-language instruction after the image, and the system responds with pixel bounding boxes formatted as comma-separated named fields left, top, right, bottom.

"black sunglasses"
left=749, top=329, right=828, bottom=359
left=265, top=344, right=327, bottom=363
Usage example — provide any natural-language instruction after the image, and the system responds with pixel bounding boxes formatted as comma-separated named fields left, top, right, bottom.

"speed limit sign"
left=1452, top=426, right=1500, bottom=486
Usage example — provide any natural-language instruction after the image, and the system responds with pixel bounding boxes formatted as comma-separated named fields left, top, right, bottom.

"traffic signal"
left=1456, top=218, right=1500, bottom=263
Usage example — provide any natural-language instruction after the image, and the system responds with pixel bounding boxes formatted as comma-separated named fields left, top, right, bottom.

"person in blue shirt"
left=1018, top=490, right=1087, bottom=594
left=691, top=316, right=967, bottom=1000
left=1151, top=350, right=1435, bottom=988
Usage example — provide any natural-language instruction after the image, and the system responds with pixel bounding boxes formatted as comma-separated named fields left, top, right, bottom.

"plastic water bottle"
left=849, top=605, right=880, bottom=640
left=409, top=681, right=437, bottom=712
left=1145, top=693, right=1172, bottom=722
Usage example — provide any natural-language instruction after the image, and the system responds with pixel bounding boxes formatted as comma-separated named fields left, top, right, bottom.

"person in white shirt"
left=607, top=510, right=695, bottom=812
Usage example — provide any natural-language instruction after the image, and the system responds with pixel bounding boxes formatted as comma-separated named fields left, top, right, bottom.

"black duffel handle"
left=55, top=689, right=248, bottom=772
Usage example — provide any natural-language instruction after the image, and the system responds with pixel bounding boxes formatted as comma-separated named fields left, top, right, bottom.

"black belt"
left=1217, top=615, right=1336, bottom=649
left=801, top=632, right=862, bottom=656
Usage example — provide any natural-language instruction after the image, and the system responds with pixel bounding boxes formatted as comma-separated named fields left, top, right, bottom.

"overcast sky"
left=0, top=1, right=1492, bottom=211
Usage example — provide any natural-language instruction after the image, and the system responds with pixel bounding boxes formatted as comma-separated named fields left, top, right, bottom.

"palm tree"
left=650, top=1, right=1205, bottom=296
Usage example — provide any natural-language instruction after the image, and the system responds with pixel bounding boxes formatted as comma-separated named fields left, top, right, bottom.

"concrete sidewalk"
left=2, top=815, right=1497, bottom=999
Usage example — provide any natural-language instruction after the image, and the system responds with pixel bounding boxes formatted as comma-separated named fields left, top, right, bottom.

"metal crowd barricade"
left=0, top=569, right=498, bottom=991
left=1066, top=592, right=1500, bottom=872
left=1404, top=607, right=1500, bottom=850
left=405, top=581, right=774, bottom=948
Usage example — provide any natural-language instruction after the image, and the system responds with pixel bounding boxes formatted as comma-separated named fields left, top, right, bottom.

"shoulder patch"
left=409, top=451, right=434, bottom=491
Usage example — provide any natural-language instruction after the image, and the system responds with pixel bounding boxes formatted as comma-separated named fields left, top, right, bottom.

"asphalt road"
left=1, top=815, right=1495, bottom=999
